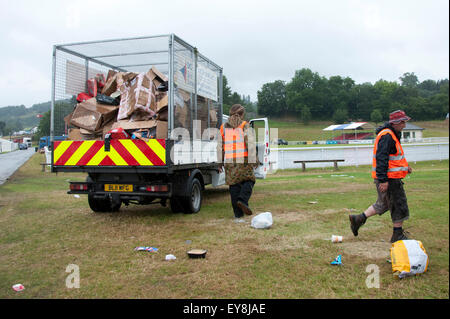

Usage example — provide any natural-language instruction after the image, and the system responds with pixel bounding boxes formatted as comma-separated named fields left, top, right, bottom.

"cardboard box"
left=101, top=72, right=117, bottom=96
left=156, top=106, right=168, bottom=121
left=70, top=97, right=119, bottom=132
left=67, top=128, right=82, bottom=141
left=156, top=93, right=168, bottom=111
left=80, top=128, right=103, bottom=140
left=155, top=92, right=168, bottom=121
left=174, top=88, right=191, bottom=129
left=149, top=67, right=168, bottom=88
left=112, top=119, right=168, bottom=139
left=117, top=70, right=156, bottom=121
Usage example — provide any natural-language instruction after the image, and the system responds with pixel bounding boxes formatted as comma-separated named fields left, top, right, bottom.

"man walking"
left=219, top=104, right=258, bottom=219
left=349, top=110, right=413, bottom=243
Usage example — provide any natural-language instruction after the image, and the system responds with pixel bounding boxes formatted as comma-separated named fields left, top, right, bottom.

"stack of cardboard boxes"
left=67, top=66, right=170, bottom=141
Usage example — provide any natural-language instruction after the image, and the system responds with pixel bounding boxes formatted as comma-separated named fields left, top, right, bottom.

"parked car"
left=277, top=139, right=288, bottom=145
left=19, top=143, right=28, bottom=150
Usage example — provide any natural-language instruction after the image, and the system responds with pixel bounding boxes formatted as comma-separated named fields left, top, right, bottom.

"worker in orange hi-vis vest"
left=349, top=110, right=414, bottom=243
left=218, top=104, right=259, bottom=219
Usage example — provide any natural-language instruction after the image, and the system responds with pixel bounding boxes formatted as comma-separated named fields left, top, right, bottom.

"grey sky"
left=0, top=0, right=448, bottom=108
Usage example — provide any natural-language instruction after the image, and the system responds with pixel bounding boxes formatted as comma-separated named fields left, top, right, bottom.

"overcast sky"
left=0, top=0, right=448, bottom=108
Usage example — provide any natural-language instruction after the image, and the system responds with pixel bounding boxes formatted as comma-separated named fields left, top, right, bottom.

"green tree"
left=300, top=105, right=312, bottom=124
left=332, top=108, right=348, bottom=124
left=0, top=121, right=5, bottom=136
left=285, top=68, right=328, bottom=119
left=257, top=80, right=287, bottom=117
left=36, top=110, right=50, bottom=138
left=400, top=72, right=419, bottom=88
left=370, top=109, right=383, bottom=124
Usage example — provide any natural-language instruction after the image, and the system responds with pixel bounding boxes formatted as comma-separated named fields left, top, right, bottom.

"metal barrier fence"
left=269, top=142, right=449, bottom=171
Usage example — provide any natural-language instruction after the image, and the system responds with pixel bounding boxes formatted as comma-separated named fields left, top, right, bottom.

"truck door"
left=249, top=118, right=269, bottom=179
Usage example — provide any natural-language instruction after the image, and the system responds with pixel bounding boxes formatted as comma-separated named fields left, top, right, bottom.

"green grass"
left=0, top=153, right=448, bottom=299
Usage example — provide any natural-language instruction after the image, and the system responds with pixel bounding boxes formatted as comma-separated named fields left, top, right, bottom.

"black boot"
left=390, top=227, right=409, bottom=243
left=349, top=213, right=367, bottom=236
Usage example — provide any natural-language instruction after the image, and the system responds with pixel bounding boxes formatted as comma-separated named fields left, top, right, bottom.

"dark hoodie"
left=374, top=122, right=403, bottom=183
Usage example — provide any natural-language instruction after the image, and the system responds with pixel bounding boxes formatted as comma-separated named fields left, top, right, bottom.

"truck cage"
left=51, top=34, right=224, bottom=173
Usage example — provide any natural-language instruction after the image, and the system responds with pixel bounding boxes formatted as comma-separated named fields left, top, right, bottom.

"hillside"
left=0, top=101, right=51, bottom=131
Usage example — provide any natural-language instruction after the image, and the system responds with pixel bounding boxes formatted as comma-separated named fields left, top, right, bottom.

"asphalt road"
left=0, top=148, right=36, bottom=185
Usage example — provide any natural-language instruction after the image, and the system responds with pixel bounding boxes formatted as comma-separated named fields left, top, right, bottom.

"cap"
left=389, top=110, right=411, bottom=124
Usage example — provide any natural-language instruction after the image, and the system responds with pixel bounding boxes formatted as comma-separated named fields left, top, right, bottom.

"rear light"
left=139, top=185, right=169, bottom=192
left=70, top=183, right=89, bottom=191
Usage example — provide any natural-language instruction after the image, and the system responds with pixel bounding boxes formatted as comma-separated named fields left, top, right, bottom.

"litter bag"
left=390, top=240, right=429, bottom=279
left=251, top=212, right=273, bottom=229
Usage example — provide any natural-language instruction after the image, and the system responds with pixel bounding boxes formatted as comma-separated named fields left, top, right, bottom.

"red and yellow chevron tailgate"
left=53, top=139, right=166, bottom=166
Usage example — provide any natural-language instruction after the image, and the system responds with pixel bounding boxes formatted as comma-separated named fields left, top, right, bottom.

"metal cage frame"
left=51, top=34, right=223, bottom=142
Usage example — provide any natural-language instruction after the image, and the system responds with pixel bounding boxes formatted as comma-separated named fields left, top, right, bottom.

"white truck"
left=23, top=137, right=32, bottom=148
left=50, top=34, right=270, bottom=214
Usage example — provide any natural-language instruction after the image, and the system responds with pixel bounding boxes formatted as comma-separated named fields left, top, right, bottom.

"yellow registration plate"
left=104, top=184, right=133, bottom=192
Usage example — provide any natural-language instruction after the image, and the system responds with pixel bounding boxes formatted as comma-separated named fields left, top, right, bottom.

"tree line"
left=256, top=69, right=449, bottom=124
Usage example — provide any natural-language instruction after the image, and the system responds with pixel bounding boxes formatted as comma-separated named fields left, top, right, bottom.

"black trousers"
left=229, top=180, right=255, bottom=218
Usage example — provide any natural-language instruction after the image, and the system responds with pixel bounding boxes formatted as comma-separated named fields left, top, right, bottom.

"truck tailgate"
left=53, top=139, right=166, bottom=167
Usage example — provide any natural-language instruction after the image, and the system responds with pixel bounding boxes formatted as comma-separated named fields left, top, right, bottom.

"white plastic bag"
left=390, top=240, right=429, bottom=279
left=165, top=254, right=176, bottom=261
left=251, top=212, right=273, bottom=229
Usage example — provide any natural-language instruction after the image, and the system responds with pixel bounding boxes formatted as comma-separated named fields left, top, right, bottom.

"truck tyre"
left=88, top=194, right=121, bottom=213
left=181, top=178, right=202, bottom=214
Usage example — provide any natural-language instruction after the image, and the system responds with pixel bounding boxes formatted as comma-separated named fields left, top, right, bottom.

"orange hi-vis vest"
left=372, top=128, right=409, bottom=179
left=220, top=121, right=248, bottom=160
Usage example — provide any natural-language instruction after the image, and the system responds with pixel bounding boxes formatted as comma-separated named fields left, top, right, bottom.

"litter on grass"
left=12, top=284, right=25, bottom=292
left=331, top=255, right=343, bottom=265
left=251, top=212, right=273, bottom=229
left=73, top=195, right=80, bottom=198
left=134, top=246, right=158, bottom=252
left=165, top=254, right=176, bottom=261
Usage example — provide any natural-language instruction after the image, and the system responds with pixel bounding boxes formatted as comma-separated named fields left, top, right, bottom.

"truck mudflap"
left=53, top=139, right=166, bottom=167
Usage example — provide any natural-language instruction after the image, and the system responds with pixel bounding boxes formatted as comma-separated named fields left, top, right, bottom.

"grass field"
left=267, top=119, right=449, bottom=141
left=0, top=153, right=448, bottom=299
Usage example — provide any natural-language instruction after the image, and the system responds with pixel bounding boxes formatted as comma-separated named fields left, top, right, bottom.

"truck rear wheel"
left=88, top=194, right=121, bottom=213
left=182, top=178, right=202, bottom=214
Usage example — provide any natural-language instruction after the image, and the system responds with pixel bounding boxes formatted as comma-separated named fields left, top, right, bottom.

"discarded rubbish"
left=331, top=255, right=343, bottom=265
left=390, top=240, right=428, bottom=279
left=308, top=201, right=318, bottom=204
left=134, top=246, right=158, bottom=252
left=165, top=254, right=176, bottom=261
left=187, top=249, right=207, bottom=259
left=234, top=218, right=246, bottom=223
left=251, top=212, right=273, bottom=229
left=12, top=284, right=25, bottom=292
left=331, top=235, right=343, bottom=243
left=73, top=195, right=80, bottom=198
left=331, top=174, right=348, bottom=177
